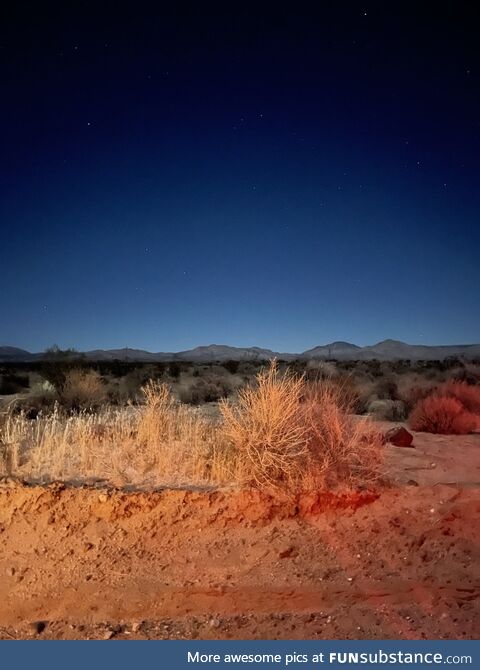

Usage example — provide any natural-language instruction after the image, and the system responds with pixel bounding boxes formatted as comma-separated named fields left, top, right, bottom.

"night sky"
left=1, top=3, right=479, bottom=353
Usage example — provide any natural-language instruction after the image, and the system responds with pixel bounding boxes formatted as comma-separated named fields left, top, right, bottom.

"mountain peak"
left=1, top=341, right=480, bottom=362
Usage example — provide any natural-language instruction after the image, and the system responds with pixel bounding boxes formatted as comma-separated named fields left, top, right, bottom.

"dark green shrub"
left=223, top=360, right=240, bottom=374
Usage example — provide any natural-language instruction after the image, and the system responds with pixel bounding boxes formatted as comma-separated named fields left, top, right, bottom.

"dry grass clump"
left=220, top=361, right=383, bottom=491
left=409, top=395, right=477, bottom=435
left=0, top=382, right=234, bottom=489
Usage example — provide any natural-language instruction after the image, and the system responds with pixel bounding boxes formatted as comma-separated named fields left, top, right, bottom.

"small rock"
left=103, top=630, right=114, bottom=640
left=131, top=621, right=142, bottom=633
left=384, top=426, right=414, bottom=448
left=209, top=618, right=221, bottom=628
left=6, top=567, right=15, bottom=577
left=98, top=493, right=108, bottom=503
left=83, top=542, right=94, bottom=552
left=278, top=546, right=296, bottom=559
left=30, top=621, right=47, bottom=635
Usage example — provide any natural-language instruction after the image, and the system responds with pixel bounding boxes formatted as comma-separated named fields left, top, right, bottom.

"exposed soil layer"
left=1, top=471, right=480, bottom=639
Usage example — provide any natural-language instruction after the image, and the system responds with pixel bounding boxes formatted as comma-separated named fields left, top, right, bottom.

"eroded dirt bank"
left=1, top=480, right=479, bottom=639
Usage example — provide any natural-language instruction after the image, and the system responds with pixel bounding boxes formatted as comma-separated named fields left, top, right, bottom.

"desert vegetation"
left=0, top=361, right=383, bottom=493
left=408, top=381, right=480, bottom=434
left=1, top=355, right=479, bottom=494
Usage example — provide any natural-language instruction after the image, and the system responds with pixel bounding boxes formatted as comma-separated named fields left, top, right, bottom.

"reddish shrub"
left=409, top=395, right=477, bottom=435
left=442, top=381, right=480, bottom=415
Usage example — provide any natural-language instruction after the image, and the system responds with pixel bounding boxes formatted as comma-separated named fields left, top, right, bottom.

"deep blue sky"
left=1, top=3, right=479, bottom=352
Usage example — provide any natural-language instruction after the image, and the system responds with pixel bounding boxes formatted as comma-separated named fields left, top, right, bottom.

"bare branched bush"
left=220, top=361, right=307, bottom=489
left=302, top=382, right=384, bottom=488
left=220, top=361, right=383, bottom=491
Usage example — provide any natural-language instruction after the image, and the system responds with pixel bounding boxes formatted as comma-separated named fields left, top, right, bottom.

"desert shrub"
left=367, top=399, right=407, bottom=422
left=365, top=360, right=383, bottom=378
left=179, top=379, right=229, bottom=405
left=396, top=374, right=438, bottom=412
left=109, top=367, right=160, bottom=403
left=302, top=383, right=383, bottom=488
left=351, top=377, right=377, bottom=414
left=168, top=362, right=181, bottom=379
left=337, top=360, right=357, bottom=372
left=40, top=346, right=86, bottom=392
left=0, top=373, right=29, bottom=395
left=319, top=374, right=360, bottom=412
left=220, top=361, right=308, bottom=489
left=177, top=373, right=234, bottom=405
left=305, top=360, right=337, bottom=381
left=390, top=360, right=412, bottom=373
left=442, top=381, right=480, bottom=415
left=237, top=360, right=262, bottom=376
left=220, top=361, right=383, bottom=491
left=409, top=395, right=477, bottom=434
left=59, top=369, right=107, bottom=410
left=449, top=367, right=480, bottom=385
left=18, top=380, right=57, bottom=417
left=223, top=360, right=240, bottom=374
left=372, top=376, right=399, bottom=401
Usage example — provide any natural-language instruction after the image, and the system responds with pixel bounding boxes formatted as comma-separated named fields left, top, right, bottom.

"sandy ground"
left=1, top=426, right=479, bottom=640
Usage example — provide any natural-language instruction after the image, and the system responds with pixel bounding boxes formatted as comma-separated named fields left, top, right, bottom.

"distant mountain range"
left=1, top=340, right=480, bottom=362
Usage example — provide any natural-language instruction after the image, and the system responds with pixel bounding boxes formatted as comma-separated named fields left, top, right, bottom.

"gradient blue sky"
left=1, top=3, right=479, bottom=352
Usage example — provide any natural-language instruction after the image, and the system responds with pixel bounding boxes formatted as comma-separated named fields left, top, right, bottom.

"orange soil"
left=1, top=473, right=479, bottom=640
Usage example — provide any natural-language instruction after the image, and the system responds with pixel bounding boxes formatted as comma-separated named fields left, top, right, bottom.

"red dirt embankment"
left=1, top=479, right=479, bottom=640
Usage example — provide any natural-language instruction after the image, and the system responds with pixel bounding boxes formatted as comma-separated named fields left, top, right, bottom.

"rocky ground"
left=1, top=427, right=479, bottom=640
